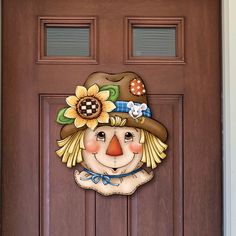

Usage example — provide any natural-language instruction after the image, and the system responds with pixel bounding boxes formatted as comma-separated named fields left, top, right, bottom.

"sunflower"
left=64, top=84, right=116, bottom=130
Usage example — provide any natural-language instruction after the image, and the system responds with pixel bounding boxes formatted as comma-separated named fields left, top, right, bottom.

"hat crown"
left=59, top=71, right=167, bottom=142
left=84, top=72, right=148, bottom=104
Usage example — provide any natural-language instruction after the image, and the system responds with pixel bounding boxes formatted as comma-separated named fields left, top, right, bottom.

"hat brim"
left=60, top=112, right=167, bottom=142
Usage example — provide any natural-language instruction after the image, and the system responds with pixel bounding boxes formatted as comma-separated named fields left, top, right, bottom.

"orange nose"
left=106, top=135, right=123, bottom=156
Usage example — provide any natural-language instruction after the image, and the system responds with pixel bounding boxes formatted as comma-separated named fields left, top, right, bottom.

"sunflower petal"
left=75, top=86, right=87, bottom=98
left=66, top=96, right=79, bottom=107
left=102, top=101, right=116, bottom=112
left=86, top=119, right=98, bottom=130
left=96, top=91, right=110, bottom=102
left=64, top=107, right=78, bottom=118
left=88, top=84, right=99, bottom=96
left=74, top=116, right=87, bottom=128
left=97, top=111, right=109, bottom=123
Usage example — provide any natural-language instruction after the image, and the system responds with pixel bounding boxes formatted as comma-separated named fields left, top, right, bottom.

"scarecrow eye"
left=124, top=132, right=133, bottom=142
left=96, top=131, right=106, bottom=142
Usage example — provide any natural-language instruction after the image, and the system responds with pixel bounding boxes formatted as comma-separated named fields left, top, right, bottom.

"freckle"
left=85, top=139, right=100, bottom=153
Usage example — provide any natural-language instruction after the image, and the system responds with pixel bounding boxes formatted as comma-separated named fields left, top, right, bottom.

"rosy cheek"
left=85, top=139, right=100, bottom=153
left=128, top=143, right=142, bottom=154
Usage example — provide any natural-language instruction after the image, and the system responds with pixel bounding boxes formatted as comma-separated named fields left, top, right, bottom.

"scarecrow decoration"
left=56, top=72, right=168, bottom=196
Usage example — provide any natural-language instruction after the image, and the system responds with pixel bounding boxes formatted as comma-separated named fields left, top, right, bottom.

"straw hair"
left=56, top=130, right=85, bottom=168
left=140, top=129, right=168, bottom=169
left=109, top=116, right=127, bottom=127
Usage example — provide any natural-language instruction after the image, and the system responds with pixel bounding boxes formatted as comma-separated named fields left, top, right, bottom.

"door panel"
left=40, top=95, right=183, bottom=235
left=2, top=0, right=222, bottom=235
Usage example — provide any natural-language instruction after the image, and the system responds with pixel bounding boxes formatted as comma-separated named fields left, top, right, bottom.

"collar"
left=80, top=167, right=143, bottom=186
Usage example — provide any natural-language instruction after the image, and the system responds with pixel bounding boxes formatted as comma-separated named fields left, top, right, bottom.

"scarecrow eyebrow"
left=93, top=126, right=106, bottom=133
left=93, top=127, right=99, bottom=132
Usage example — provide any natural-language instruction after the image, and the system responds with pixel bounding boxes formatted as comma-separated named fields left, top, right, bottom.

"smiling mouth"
left=93, top=153, right=136, bottom=171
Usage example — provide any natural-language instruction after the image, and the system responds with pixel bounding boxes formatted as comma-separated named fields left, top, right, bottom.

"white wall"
left=222, top=0, right=236, bottom=235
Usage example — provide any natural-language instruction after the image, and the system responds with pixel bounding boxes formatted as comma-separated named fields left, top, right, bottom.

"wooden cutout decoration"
left=56, top=72, right=168, bottom=196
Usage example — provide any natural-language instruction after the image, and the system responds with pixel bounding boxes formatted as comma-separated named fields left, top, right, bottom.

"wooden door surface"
left=2, top=0, right=222, bottom=235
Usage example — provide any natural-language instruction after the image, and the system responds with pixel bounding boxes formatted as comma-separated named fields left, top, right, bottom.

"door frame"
left=222, top=0, right=236, bottom=235
left=0, top=0, right=235, bottom=235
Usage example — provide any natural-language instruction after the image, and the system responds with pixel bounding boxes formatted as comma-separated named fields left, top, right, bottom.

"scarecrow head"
left=56, top=72, right=168, bottom=196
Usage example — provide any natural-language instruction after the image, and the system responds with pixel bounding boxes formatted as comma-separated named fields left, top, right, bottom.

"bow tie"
left=80, top=167, right=143, bottom=186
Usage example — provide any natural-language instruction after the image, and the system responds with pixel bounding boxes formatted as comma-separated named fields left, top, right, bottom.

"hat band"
left=114, top=101, right=152, bottom=118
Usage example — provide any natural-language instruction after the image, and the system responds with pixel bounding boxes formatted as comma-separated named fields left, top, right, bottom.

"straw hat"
left=58, top=72, right=167, bottom=142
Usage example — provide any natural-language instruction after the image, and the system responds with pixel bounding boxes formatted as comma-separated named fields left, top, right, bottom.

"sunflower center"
left=77, top=96, right=102, bottom=119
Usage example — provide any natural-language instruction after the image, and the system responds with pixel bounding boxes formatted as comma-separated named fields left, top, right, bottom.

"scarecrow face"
left=56, top=72, right=168, bottom=195
left=82, top=126, right=143, bottom=175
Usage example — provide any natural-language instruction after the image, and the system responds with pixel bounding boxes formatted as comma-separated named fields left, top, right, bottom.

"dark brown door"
left=2, top=0, right=222, bottom=235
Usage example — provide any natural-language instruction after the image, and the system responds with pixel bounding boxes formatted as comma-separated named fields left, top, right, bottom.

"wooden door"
left=2, top=0, right=222, bottom=235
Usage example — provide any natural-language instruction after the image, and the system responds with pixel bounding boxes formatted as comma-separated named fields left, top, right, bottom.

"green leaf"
left=100, top=85, right=120, bottom=102
left=56, top=108, right=74, bottom=125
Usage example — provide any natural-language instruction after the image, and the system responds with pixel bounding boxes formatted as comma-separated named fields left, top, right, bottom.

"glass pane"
left=133, top=27, right=176, bottom=57
left=46, top=27, right=90, bottom=56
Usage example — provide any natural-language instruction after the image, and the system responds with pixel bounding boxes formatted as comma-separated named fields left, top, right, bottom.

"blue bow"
left=81, top=170, right=119, bottom=186
left=81, top=167, right=143, bottom=187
